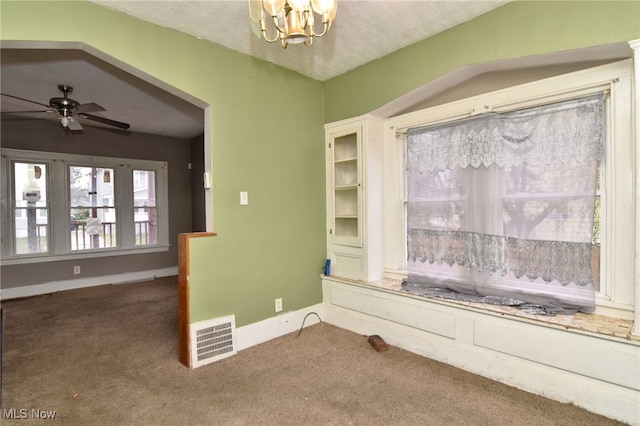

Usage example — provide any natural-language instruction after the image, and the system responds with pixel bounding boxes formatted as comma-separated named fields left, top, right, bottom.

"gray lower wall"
left=1, top=119, right=196, bottom=289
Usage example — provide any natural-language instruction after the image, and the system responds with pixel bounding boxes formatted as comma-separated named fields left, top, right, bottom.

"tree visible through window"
left=13, top=162, right=48, bottom=254
left=404, top=94, right=604, bottom=314
left=69, top=166, right=116, bottom=250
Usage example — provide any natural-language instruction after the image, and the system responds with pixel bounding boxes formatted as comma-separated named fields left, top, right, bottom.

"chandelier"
left=249, top=0, right=337, bottom=48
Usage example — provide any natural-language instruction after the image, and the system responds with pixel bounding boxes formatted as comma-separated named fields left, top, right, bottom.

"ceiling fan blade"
left=67, top=115, right=83, bottom=131
left=1, top=93, right=50, bottom=109
left=77, top=102, right=106, bottom=114
left=80, top=113, right=130, bottom=130
left=1, top=110, right=51, bottom=114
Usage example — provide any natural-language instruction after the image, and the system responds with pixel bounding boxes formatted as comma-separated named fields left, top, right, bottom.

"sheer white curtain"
left=405, top=94, right=604, bottom=313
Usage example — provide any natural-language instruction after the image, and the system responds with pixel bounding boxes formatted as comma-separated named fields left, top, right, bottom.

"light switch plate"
left=240, top=191, right=248, bottom=205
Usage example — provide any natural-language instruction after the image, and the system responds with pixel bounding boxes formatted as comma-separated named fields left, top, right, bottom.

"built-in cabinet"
left=325, top=115, right=384, bottom=281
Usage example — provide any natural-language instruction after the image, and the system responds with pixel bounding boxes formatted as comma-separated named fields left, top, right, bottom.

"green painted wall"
left=3, top=0, right=640, bottom=328
left=1, top=1, right=326, bottom=326
left=324, top=1, right=640, bottom=123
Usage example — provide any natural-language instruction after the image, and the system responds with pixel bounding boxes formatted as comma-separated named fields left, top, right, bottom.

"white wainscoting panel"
left=322, top=277, right=640, bottom=426
left=474, top=318, right=640, bottom=391
left=328, top=281, right=456, bottom=339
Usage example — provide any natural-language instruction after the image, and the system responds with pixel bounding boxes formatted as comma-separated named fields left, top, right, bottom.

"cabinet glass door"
left=332, top=131, right=361, bottom=246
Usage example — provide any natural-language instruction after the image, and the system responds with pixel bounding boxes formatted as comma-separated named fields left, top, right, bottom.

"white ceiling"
left=2, top=1, right=512, bottom=139
left=89, top=0, right=511, bottom=82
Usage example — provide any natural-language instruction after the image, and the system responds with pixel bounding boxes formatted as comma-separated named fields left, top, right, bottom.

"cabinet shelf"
left=334, top=133, right=358, bottom=163
left=335, top=217, right=358, bottom=237
left=334, top=160, right=357, bottom=186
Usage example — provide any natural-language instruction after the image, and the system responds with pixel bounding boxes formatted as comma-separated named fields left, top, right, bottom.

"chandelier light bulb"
left=262, top=0, right=284, bottom=16
left=311, top=0, right=336, bottom=15
left=288, top=0, right=308, bottom=12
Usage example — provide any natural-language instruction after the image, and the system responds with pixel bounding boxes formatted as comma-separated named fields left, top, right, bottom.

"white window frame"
left=0, top=149, right=170, bottom=265
left=384, top=60, right=634, bottom=319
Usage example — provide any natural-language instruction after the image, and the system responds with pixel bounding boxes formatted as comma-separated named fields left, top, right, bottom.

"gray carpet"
left=1, top=277, right=624, bottom=425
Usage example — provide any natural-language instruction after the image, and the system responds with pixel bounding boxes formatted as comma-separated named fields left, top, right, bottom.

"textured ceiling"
left=89, top=0, right=511, bottom=81
left=2, top=0, right=512, bottom=139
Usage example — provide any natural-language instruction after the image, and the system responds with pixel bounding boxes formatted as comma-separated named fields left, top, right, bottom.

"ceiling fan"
left=1, top=84, right=130, bottom=131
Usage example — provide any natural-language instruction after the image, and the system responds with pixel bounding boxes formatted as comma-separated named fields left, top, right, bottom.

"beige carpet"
left=0, top=277, right=625, bottom=425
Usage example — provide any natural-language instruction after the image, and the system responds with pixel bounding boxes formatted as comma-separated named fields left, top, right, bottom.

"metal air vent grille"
left=190, top=315, right=237, bottom=368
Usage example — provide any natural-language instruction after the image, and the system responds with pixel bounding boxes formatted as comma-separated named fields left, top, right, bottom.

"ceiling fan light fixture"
left=1, top=85, right=130, bottom=132
left=250, top=0, right=336, bottom=48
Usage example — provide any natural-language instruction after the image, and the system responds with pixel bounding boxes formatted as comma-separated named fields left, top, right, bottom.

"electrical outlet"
left=275, top=298, right=283, bottom=312
left=240, top=191, right=248, bottom=205
left=73, top=266, right=81, bottom=275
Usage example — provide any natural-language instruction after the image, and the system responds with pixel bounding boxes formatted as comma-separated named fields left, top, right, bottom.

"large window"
left=384, top=60, right=634, bottom=319
left=1, top=149, right=169, bottom=263
left=404, top=95, right=603, bottom=313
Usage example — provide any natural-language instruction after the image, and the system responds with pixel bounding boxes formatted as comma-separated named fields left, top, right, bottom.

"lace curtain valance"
left=407, top=229, right=595, bottom=287
left=407, top=94, right=605, bottom=173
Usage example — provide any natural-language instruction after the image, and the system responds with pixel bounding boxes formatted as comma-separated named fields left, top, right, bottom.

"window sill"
left=1, top=245, right=171, bottom=266
left=322, top=274, right=639, bottom=343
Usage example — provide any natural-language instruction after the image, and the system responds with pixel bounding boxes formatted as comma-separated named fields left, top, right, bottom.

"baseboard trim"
left=235, top=304, right=324, bottom=352
left=0, top=267, right=178, bottom=300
